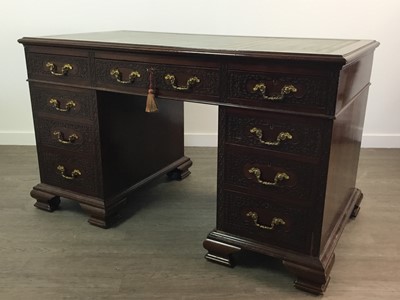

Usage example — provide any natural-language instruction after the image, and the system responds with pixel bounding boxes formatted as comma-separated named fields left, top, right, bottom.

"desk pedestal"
left=29, top=90, right=192, bottom=228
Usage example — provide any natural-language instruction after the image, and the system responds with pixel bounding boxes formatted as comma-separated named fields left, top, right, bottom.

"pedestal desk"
left=19, top=31, right=378, bottom=294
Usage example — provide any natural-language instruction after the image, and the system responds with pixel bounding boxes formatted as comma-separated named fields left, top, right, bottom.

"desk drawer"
left=26, top=52, right=90, bottom=84
left=29, top=84, right=97, bottom=122
left=94, top=58, right=220, bottom=101
left=218, top=190, right=310, bottom=253
left=227, top=70, right=332, bottom=113
left=223, top=144, right=318, bottom=204
left=156, top=64, right=220, bottom=101
left=35, top=118, right=97, bottom=154
left=94, top=59, right=148, bottom=92
left=37, top=149, right=102, bottom=197
left=223, top=107, right=327, bottom=158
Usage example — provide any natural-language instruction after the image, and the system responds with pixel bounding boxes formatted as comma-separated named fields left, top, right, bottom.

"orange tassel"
left=145, top=88, right=158, bottom=112
left=145, top=69, right=158, bottom=113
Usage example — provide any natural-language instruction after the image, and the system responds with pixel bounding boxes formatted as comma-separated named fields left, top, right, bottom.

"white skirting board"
left=184, top=133, right=218, bottom=147
left=0, top=132, right=36, bottom=145
left=361, top=134, right=400, bottom=148
left=0, top=132, right=399, bottom=148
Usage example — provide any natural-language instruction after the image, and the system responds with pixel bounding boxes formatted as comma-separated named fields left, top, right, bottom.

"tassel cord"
left=145, top=68, right=158, bottom=113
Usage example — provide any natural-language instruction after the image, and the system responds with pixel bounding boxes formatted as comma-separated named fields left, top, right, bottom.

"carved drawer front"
left=218, top=190, right=310, bottom=253
left=223, top=107, right=327, bottom=158
left=156, top=64, right=220, bottom=102
left=35, top=118, right=97, bottom=153
left=37, top=149, right=103, bottom=197
left=26, top=52, right=90, bottom=84
left=29, top=84, right=98, bottom=122
left=94, top=59, right=148, bottom=92
left=227, top=70, right=332, bottom=113
left=223, top=144, right=318, bottom=204
left=94, top=58, right=220, bottom=102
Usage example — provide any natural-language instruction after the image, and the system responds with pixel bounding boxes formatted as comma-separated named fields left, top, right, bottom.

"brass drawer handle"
left=253, top=83, right=297, bottom=101
left=45, top=62, right=73, bottom=76
left=250, top=127, right=292, bottom=146
left=53, top=131, right=78, bottom=144
left=164, top=74, right=200, bottom=91
left=110, top=68, right=141, bottom=84
left=57, top=165, right=81, bottom=180
left=246, top=212, right=286, bottom=230
left=49, top=99, right=76, bottom=112
left=248, top=167, right=289, bottom=186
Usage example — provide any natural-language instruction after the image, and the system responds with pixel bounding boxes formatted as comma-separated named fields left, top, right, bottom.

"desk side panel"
left=320, top=50, right=376, bottom=251
left=320, top=87, right=369, bottom=251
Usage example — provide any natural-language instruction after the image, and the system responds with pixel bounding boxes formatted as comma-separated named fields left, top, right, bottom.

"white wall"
left=1, top=0, right=399, bottom=147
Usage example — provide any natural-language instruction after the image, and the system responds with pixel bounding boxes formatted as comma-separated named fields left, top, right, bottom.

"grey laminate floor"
left=0, top=146, right=399, bottom=299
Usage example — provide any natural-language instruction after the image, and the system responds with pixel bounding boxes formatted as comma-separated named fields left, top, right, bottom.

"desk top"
left=19, top=31, right=378, bottom=63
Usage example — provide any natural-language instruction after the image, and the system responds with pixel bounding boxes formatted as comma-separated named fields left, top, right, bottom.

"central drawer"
left=94, top=58, right=220, bottom=102
left=94, top=59, right=148, bottom=92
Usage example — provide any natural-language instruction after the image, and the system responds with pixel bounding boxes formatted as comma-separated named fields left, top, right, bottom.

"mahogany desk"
left=19, top=31, right=378, bottom=294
